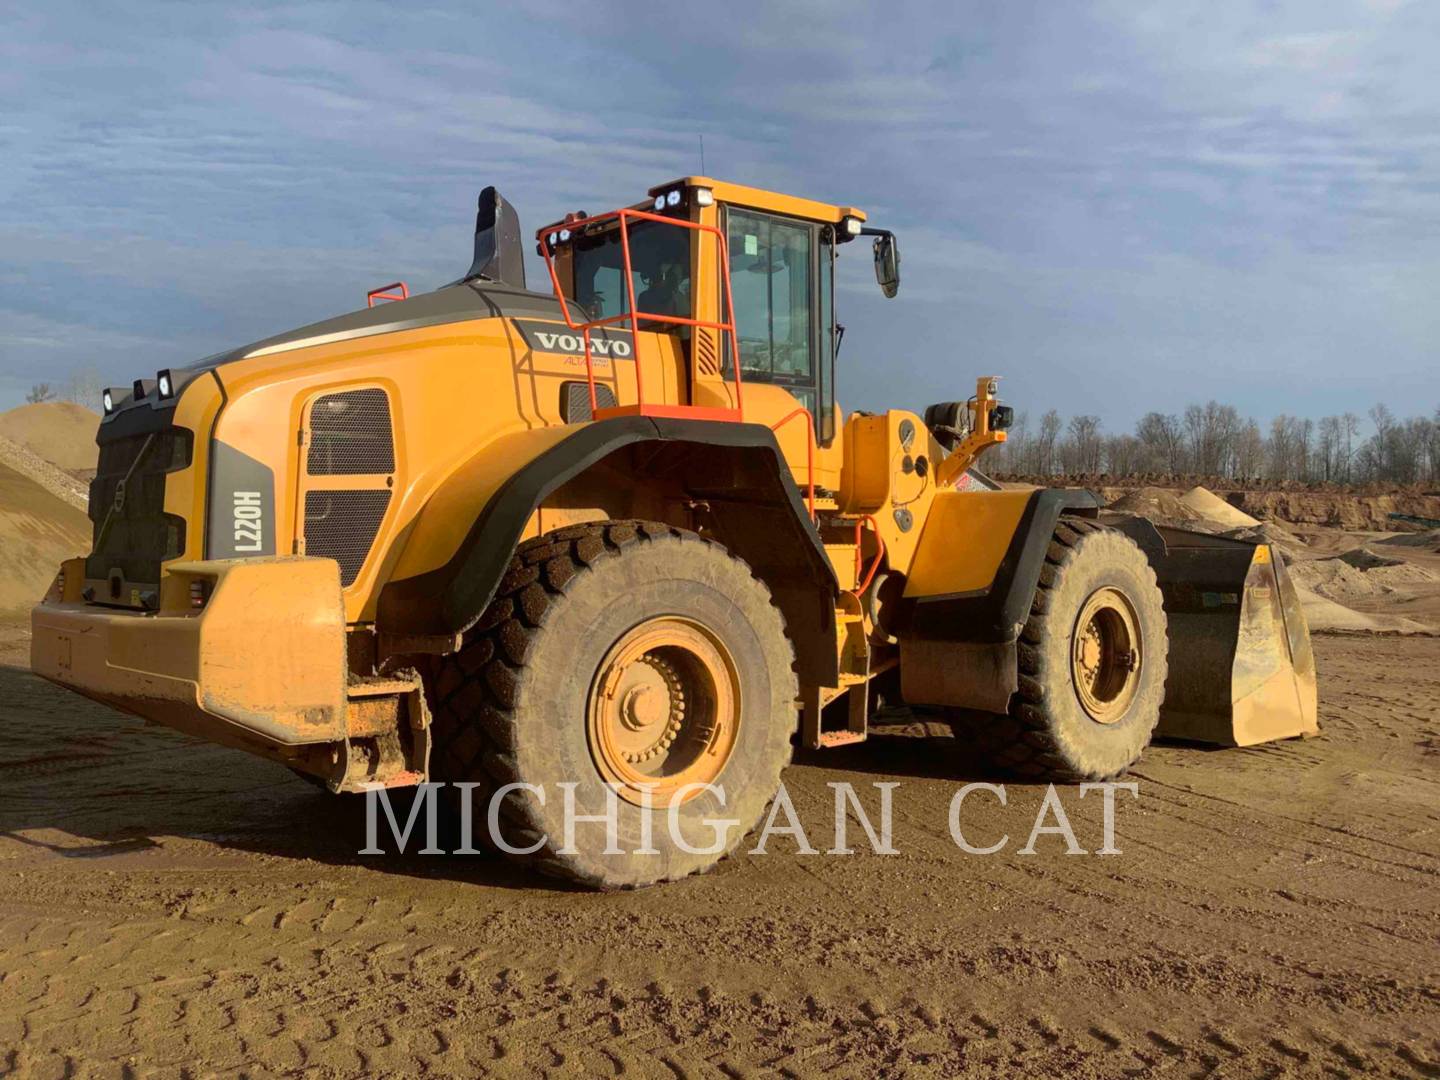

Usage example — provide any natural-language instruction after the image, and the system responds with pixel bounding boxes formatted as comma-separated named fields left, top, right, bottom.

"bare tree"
left=1063, top=414, right=1104, bottom=473
left=1036, top=409, right=1062, bottom=475
left=25, top=383, right=56, bottom=404
left=63, top=366, right=105, bottom=407
left=1234, top=419, right=1264, bottom=480
left=1184, top=401, right=1242, bottom=476
left=1136, top=411, right=1185, bottom=473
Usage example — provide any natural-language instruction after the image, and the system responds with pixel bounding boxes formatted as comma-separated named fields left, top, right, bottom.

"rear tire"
left=429, top=520, right=797, bottom=889
left=947, top=518, right=1168, bottom=781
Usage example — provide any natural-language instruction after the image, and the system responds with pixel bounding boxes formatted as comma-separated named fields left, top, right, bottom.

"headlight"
left=694, top=187, right=714, bottom=206
left=843, top=216, right=863, bottom=237
left=102, top=389, right=115, bottom=414
left=157, top=369, right=174, bottom=398
left=653, top=195, right=666, bottom=211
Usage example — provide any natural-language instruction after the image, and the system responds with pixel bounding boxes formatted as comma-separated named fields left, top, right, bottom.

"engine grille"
left=304, top=490, right=393, bottom=586
left=561, top=380, right=618, bottom=422
left=86, top=427, right=191, bottom=589
left=307, top=388, right=395, bottom=475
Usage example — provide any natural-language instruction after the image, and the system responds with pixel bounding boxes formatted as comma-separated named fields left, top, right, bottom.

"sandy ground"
left=2, top=615, right=1437, bottom=1079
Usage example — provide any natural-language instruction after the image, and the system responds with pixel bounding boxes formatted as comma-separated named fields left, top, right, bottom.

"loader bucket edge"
left=1103, top=517, right=1319, bottom=747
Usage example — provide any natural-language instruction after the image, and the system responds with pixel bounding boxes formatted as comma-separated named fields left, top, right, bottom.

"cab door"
left=722, top=207, right=837, bottom=446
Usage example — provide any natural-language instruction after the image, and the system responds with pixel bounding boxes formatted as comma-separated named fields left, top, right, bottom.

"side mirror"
left=873, top=232, right=900, bottom=298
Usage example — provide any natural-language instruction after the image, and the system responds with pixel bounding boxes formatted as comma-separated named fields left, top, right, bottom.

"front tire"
left=430, top=520, right=797, bottom=889
left=948, top=517, right=1168, bottom=781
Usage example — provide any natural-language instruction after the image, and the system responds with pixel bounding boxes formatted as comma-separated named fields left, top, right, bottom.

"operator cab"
left=539, top=177, right=899, bottom=442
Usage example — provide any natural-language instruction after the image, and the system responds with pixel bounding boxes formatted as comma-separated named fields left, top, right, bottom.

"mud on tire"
left=948, top=517, right=1169, bottom=782
left=428, top=520, right=797, bottom=889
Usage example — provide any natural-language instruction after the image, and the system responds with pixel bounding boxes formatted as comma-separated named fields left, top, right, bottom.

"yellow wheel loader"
left=32, top=178, right=1318, bottom=888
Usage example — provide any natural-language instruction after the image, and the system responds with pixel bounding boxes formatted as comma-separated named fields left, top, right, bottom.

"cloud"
left=1, top=1, right=1437, bottom=426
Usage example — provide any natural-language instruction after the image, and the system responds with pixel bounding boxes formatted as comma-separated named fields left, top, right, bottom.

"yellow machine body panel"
left=903, top=489, right=1034, bottom=599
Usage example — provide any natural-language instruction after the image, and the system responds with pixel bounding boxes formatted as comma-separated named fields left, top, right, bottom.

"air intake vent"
left=561, top=381, right=618, bottom=423
left=303, top=490, right=392, bottom=586
left=307, top=388, right=395, bottom=475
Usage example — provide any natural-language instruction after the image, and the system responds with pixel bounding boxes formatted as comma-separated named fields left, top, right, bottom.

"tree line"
left=25, top=368, right=106, bottom=408
left=988, top=400, right=1440, bottom=486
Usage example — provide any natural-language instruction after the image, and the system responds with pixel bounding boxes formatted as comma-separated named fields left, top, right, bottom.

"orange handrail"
left=367, top=281, right=408, bottom=307
left=537, top=206, right=744, bottom=419
left=851, top=514, right=885, bottom=595
left=770, top=408, right=816, bottom=519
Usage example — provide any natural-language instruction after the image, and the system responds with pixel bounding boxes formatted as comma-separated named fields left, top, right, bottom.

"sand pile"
left=1336, top=547, right=1405, bottom=570
left=1287, top=551, right=1438, bottom=604
left=1106, top=487, right=1207, bottom=527
left=0, top=401, right=100, bottom=475
left=1293, top=588, right=1431, bottom=634
left=0, top=461, right=92, bottom=613
left=1179, top=486, right=1259, bottom=528
left=0, top=434, right=88, bottom=510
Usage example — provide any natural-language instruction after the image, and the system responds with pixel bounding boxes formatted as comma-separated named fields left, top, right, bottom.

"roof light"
left=157, top=369, right=174, bottom=399
left=133, top=378, right=146, bottom=399
left=665, top=189, right=681, bottom=207
left=694, top=187, right=714, bottom=206
left=843, top=216, right=862, bottom=237
left=653, top=194, right=666, bottom=211
left=547, top=231, right=559, bottom=246
left=102, top=389, right=115, bottom=414
left=558, top=228, right=571, bottom=242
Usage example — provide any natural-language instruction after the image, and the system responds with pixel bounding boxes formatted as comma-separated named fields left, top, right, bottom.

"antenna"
left=699, top=134, right=705, bottom=175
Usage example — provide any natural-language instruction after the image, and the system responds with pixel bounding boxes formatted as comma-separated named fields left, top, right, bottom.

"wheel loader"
left=31, top=177, right=1318, bottom=888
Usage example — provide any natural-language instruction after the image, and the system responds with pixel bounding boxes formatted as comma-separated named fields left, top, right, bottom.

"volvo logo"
left=512, top=319, right=634, bottom=361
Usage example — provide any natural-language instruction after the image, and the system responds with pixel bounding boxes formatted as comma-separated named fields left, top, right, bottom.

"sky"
left=2, top=0, right=1437, bottom=431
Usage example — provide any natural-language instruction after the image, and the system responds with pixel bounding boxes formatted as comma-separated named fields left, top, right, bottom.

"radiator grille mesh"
left=304, top=490, right=392, bottom=586
left=307, top=388, right=395, bottom=475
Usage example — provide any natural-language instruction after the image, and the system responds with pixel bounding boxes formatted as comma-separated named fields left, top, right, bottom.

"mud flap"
left=1103, top=517, right=1319, bottom=746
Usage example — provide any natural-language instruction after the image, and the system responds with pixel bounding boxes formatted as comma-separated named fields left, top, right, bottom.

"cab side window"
left=725, top=209, right=825, bottom=430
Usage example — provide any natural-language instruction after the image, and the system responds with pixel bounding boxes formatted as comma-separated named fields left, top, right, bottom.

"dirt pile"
left=1379, top=528, right=1440, bottom=552
left=0, top=434, right=88, bottom=510
left=1105, top=487, right=1206, bottom=527
left=1289, top=554, right=1437, bottom=603
left=0, top=402, right=99, bottom=475
left=1178, top=485, right=1259, bottom=528
left=1293, top=588, right=1432, bottom=634
left=1231, top=490, right=1440, bottom=530
left=0, top=461, right=91, bottom=612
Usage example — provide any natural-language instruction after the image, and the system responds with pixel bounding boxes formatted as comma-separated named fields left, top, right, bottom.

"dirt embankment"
left=0, top=463, right=91, bottom=612
left=1231, top=490, right=1440, bottom=530
left=0, top=401, right=99, bottom=476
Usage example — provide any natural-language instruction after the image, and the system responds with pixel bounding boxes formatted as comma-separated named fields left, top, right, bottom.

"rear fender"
left=377, top=416, right=839, bottom=686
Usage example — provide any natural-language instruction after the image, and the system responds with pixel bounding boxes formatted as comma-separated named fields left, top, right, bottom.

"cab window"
left=724, top=208, right=835, bottom=442
left=572, top=220, right=691, bottom=325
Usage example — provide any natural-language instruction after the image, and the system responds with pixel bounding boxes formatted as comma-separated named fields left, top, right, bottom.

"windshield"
left=571, top=220, right=692, bottom=325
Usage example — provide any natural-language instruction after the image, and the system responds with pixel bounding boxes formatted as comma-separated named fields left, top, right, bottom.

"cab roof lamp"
left=102, top=388, right=115, bottom=414
left=844, top=216, right=863, bottom=237
left=665, top=189, right=681, bottom=208
left=693, top=186, right=714, bottom=206
left=157, top=370, right=174, bottom=399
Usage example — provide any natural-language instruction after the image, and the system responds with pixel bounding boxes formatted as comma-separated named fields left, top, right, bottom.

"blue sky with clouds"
left=2, top=1, right=1436, bottom=428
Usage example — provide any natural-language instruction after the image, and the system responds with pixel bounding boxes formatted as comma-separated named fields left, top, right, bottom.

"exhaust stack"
left=464, top=186, right=526, bottom=290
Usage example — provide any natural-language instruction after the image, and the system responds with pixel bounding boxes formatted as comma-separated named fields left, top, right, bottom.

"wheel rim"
left=1070, top=587, right=1143, bottom=724
left=587, top=616, right=741, bottom=806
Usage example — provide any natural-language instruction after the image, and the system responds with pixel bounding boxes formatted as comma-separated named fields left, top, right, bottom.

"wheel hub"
left=1071, top=586, right=1143, bottom=724
left=588, top=617, right=741, bottom=805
